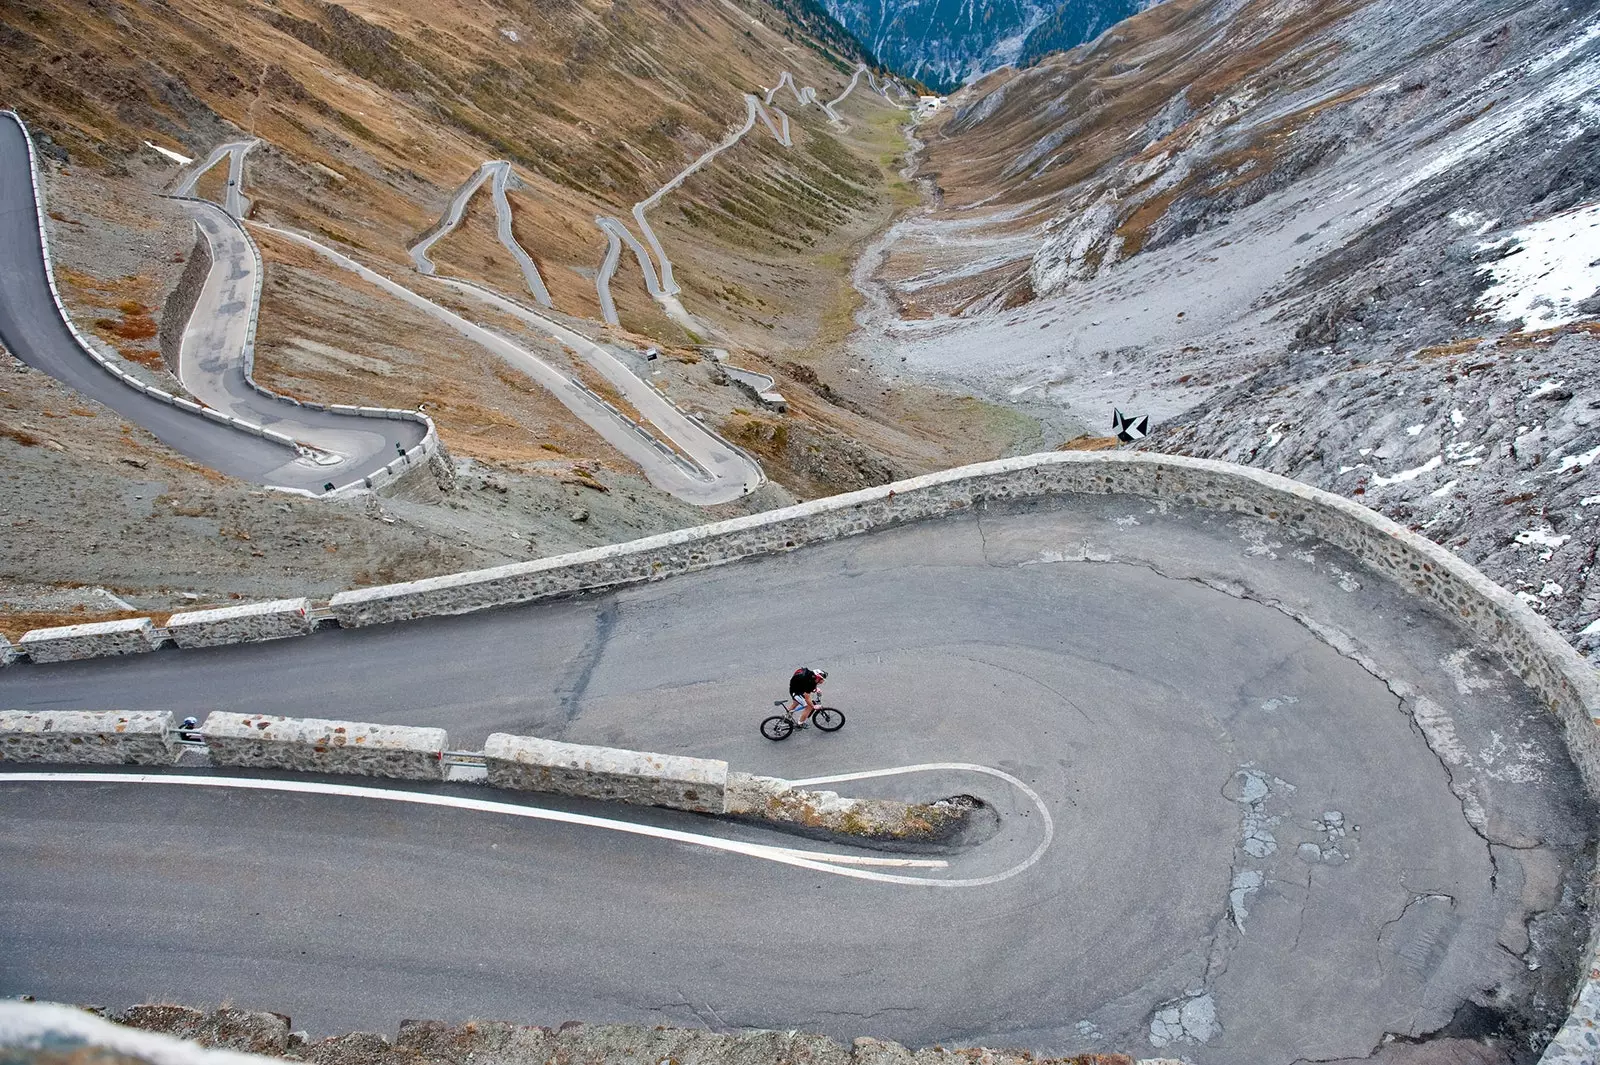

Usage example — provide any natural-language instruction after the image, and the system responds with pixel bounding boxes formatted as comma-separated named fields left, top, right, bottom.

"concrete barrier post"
left=165, top=599, right=313, bottom=648
left=483, top=733, right=727, bottom=813
left=202, top=713, right=447, bottom=780
left=18, top=618, right=157, bottom=663
left=0, top=710, right=176, bottom=765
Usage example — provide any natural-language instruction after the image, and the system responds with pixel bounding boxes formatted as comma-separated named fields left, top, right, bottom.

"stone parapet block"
left=724, top=771, right=973, bottom=840
left=202, top=712, right=447, bottom=780
left=0, top=634, right=13, bottom=666
left=483, top=733, right=727, bottom=813
left=17, top=617, right=157, bottom=663
left=0, top=710, right=175, bottom=764
left=165, top=598, right=313, bottom=648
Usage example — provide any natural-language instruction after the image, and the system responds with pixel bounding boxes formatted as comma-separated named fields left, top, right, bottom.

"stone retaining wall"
left=202, top=713, right=446, bottom=781
left=484, top=733, right=727, bottom=813
left=64, top=1002, right=1142, bottom=1065
left=159, top=224, right=212, bottom=374
left=0, top=710, right=175, bottom=764
left=18, top=618, right=157, bottom=663
left=165, top=598, right=312, bottom=648
left=723, top=771, right=971, bottom=841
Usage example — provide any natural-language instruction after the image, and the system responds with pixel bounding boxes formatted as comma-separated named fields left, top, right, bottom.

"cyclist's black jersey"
left=790, top=669, right=819, bottom=697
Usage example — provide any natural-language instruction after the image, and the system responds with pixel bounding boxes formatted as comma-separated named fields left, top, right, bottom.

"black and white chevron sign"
left=1112, top=408, right=1149, bottom=442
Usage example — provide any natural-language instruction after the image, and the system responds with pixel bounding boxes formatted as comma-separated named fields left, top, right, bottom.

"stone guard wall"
left=0, top=710, right=175, bottom=764
left=202, top=713, right=447, bottom=781
left=484, top=733, right=728, bottom=813
left=165, top=598, right=312, bottom=648
left=18, top=618, right=158, bottom=663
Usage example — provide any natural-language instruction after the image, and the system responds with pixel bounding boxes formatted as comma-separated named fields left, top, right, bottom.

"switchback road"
left=0, top=114, right=300, bottom=484
left=1, top=497, right=1591, bottom=1064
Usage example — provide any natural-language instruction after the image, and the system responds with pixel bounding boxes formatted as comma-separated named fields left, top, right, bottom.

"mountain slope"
left=819, top=0, right=1142, bottom=90
left=857, top=0, right=1600, bottom=658
left=0, top=0, right=1046, bottom=622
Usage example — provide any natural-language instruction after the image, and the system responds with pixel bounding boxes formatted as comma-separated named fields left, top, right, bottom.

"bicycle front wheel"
left=811, top=707, right=845, bottom=732
left=760, top=715, right=795, bottom=740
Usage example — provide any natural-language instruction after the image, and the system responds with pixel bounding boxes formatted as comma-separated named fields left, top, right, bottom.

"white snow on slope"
left=1477, top=202, right=1600, bottom=329
left=1370, top=455, right=1443, bottom=487
left=1515, top=527, right=1570, bottom=549
left=144, top=141, right=193, bottom=166
left=1559, top=443, right=1600, bottom=471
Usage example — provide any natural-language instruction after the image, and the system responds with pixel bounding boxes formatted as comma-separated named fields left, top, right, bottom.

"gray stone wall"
left=166, top=598, right=313, bottom=648
left=484, top=733, right=727, bottom=813
left=203, top=712, right=446, bottom=781
left=724, top=771, right=971, bottom=841
left=17, top=618, right=157, bottom=663
left=91, top=1003, right=1145, bottom=1065
left=158, top=224, right=212, bottom=374
left=0, top=710, right=175, bottom=765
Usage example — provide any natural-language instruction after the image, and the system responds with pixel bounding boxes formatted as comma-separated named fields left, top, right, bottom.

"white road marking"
left=0, top=771, right=1061, bottom=886
left=790, top=761, right=1057, bottom=888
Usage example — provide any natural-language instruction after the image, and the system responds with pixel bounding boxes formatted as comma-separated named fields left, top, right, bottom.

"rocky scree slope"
left=858, top=0, right=1600, bottom=659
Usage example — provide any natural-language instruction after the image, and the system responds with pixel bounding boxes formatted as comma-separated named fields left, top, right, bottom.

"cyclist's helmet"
left=815, top=669, right=828, bottom=680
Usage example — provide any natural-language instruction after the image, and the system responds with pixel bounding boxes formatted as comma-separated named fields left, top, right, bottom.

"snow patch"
left=1514, top=527, right=1570, bottom=549
left=1558, top=443, right=1600, bottom=471
left=144, top=141, right=193, bottom=166
left=1476, top=202, right=1600, bottom=329
left=1370, top=454, right=1443, bottom=487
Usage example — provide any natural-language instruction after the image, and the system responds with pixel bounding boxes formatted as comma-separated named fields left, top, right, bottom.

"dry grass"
left=0, top=424, right=43, bottom=447
left=1056, top=434, right=1121, bottom=451
left=0, top=608, right=169, bottom=643
left=1416, top=337, right=1484, bottom=359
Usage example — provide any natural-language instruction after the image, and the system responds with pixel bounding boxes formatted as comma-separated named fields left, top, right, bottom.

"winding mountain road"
left=172, top=139, right=254, bottom=219
left=0, top=114, right=305, bottom=483
left=593, top=64, right=890, bottom=331
left=262, top=224, right=760, bottom=503
left=409, top=161, right=553, bottom=307
left=1, top=498, right=1590, bottom=1064
left=406, top=158, right=761, bottom=501
left=178, top=200, right=426, bottom=486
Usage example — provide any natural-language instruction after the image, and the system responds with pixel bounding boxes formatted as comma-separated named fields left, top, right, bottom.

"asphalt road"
left=0, top=115, right=295, bottom=482
left=2, top=498, right=1592, bottom=1063
left=409, top=161, right=553, bottom=307
left=179, top=201, right=426, bottom=491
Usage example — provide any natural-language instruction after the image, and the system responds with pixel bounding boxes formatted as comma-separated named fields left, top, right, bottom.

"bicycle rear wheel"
left=760, top=715, right=795, bottom=740
left=811, top=707, right=845, bottom=732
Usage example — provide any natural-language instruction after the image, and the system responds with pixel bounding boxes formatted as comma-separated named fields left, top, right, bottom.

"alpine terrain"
left=0, top=0, right=1043, bottom=632
left=859, top=0, right=1600, bottom=661
left=819, top=0, right=1145, bottom=89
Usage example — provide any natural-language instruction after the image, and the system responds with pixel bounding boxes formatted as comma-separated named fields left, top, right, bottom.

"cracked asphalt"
left=0, top=496, right=1593, bottom=1064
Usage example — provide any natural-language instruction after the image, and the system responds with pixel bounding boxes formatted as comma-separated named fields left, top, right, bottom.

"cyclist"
left=787, top=667, right=827, bottom=728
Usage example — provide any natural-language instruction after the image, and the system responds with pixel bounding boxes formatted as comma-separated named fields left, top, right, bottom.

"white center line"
left=0, top=771, right=1052, bottom=887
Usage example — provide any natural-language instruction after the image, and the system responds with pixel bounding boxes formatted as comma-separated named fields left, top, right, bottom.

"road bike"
left=760, top=700, right=845, bottom=740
